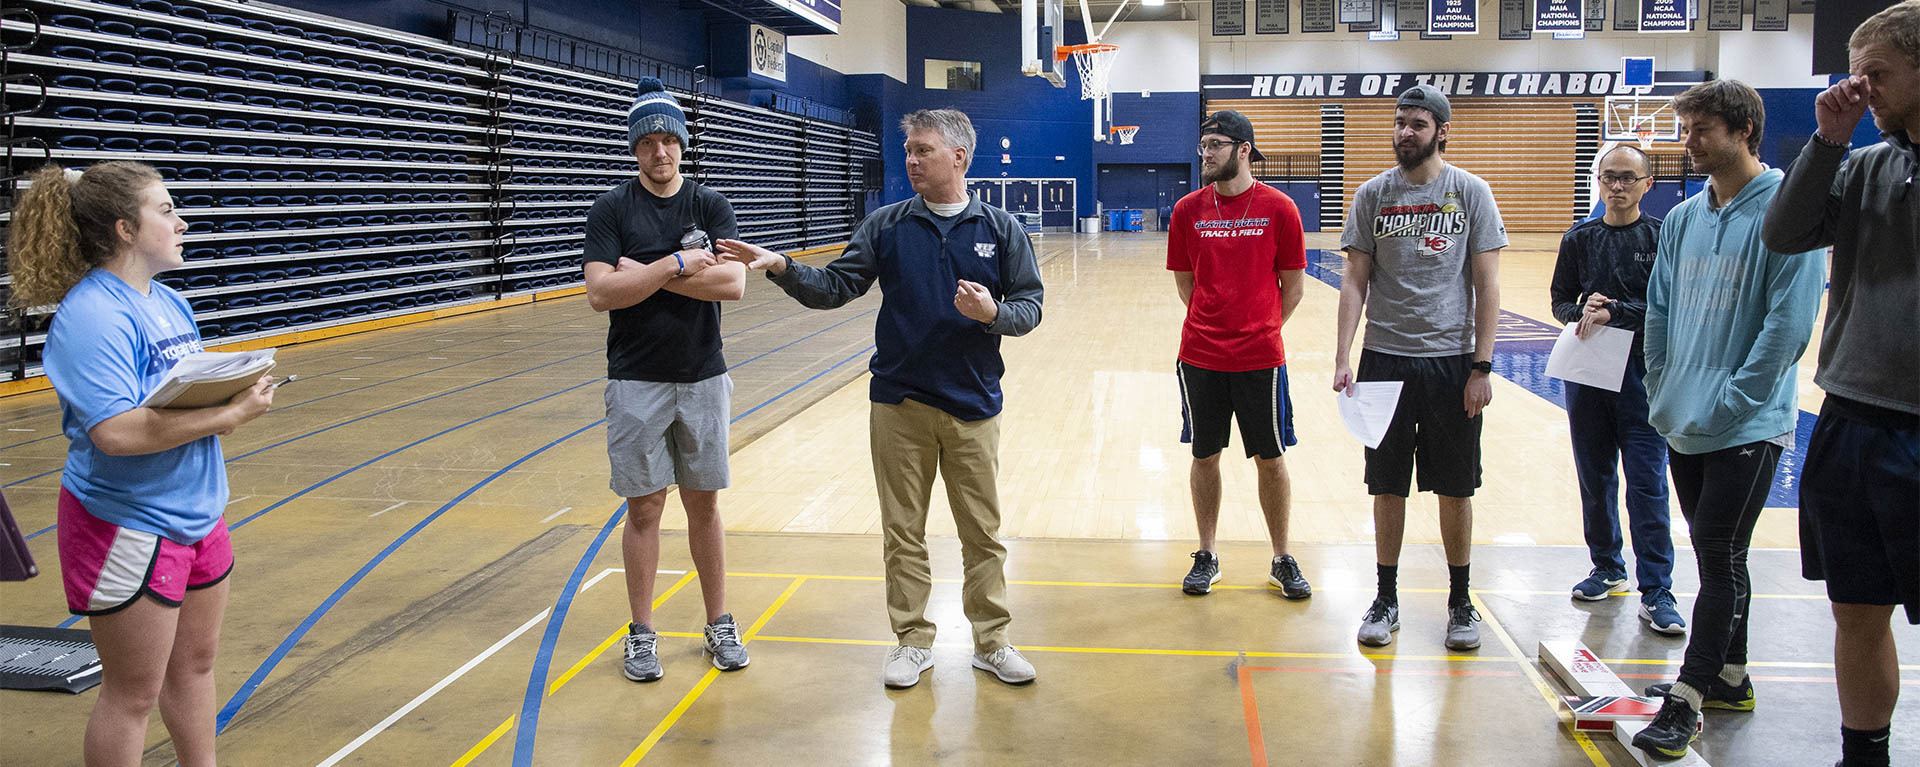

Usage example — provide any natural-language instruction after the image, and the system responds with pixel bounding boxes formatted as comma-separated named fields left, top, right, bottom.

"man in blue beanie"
left=583, top=75, right=749, bottom=684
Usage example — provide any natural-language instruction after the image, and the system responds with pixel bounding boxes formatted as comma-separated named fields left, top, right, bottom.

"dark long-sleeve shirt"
left=1761, top=132, right=1919, bottom=415
left=1550, top=214, right=1661, bottom=353
left=769, top=195, right=1044, bottom=421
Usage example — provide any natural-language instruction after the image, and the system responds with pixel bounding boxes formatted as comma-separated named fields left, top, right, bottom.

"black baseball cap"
left=1200, top=110, right=1266, bottom=162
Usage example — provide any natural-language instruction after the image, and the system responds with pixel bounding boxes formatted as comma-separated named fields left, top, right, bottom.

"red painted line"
left=1239, top=665, right=1268, bottom=767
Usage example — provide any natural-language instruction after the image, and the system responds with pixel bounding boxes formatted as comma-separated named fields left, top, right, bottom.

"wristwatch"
left=1471, top=360, right=1493, bottom=374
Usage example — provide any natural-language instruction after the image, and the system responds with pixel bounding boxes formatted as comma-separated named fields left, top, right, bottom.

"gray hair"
left=900, top=108, right=976, bottom=171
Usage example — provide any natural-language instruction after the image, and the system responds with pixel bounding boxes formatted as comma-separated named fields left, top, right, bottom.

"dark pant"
left=1565, top=356, right=1674, bottom=593
left=1669, top=441, right=1782, bottom=691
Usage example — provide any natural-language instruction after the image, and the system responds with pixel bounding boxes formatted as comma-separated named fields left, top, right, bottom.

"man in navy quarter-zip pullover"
left=718, top=108, right=1044, bottom=691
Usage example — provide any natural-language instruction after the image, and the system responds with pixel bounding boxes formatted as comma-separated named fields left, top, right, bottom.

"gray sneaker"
left=622, top=623, right=663, bottom=682
left=972, top=645, right=1036, bottom=685
left=1445, top=603, right=1482, bottom=651
left=883, top=645, right=935, bottom=688
left=1357, top=598, right=1399, bottom=647
left=703, top=614, right=750, bottom=671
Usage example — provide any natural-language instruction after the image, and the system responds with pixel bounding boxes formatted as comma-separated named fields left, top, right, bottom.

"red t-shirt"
left=1165, top=182, right=1307, bottom=372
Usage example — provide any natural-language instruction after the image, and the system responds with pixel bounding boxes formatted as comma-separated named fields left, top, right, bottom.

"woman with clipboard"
left=8, top=161, right=274, bottom=767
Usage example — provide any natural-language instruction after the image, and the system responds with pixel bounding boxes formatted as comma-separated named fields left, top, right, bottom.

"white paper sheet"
left=1336, top=381, right=1404, bottom=449
left=1545, top=324, right=1633, bottom=393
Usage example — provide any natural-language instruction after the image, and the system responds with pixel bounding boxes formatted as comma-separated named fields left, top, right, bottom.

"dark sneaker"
left=622, top=623, right=663, bottom=682
left=1571, top=568, right=1629, bottom=601
left=703, top=614, right=750, bottom=671
left=1644, top=676, right=1756, bottom=712
left=1444, top=603, right=1482, bottom=651
left=1268, top=554, right=1312, bottom=600
left=1183, top=550, right=1222, bottom=595
left=1639, top=588, right=1689, bottom=635
left=1357, top=598, right=1399, bottom=647
left=1632, top=694, right=1701, bottom=758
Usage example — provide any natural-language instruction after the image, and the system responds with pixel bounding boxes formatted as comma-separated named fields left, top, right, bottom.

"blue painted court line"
left=1305, top=249, right=1813, bottom=507
left=731, top=346, right=876, bottom=425
left=210, top=420, right=608, bottom=732
left=512, top=502, right=625, bottom=767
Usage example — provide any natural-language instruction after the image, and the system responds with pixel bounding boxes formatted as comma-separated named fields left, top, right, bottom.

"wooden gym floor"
left=2, top=232, right=1915, bottom=766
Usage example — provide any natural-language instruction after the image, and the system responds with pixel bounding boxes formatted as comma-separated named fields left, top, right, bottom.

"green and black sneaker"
left=1631, top=694, right=1701, bottom=759
left=1644, top=676, right=1756, bottom=712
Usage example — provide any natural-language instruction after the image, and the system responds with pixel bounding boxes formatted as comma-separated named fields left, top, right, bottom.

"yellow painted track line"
left=451, top=571, right=698, bottom=764
left=716, top=571, right=1824, bottom=599
left=620, top=577, right=808, bottom=766
left=546, top=572, right=699, bottom=695
left=1471, top=591, right=1613, bottom=767
left=448, top=716, right=515, bottom=767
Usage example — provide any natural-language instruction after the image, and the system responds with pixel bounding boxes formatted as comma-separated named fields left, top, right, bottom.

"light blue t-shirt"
left=43, top=269, right=226, bottom=543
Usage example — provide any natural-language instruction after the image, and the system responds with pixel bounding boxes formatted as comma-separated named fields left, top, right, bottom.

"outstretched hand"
left=715, top=239, right=787, bottom=273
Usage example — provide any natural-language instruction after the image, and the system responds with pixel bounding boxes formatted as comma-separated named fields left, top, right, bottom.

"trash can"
left=1079, top=216, right=1099, bottom=233
left=1124, top=210, right=1144, bottom=231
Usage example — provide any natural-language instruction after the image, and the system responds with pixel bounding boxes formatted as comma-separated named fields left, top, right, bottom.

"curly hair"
left=6, top=161, right=162, bottom=310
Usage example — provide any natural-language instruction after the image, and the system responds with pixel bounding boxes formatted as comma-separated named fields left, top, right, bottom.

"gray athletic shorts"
left=605, top=374, right=732, bottom=497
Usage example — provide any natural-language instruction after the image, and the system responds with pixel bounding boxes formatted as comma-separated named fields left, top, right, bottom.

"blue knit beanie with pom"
left=627, top=76, right=690, bottom=149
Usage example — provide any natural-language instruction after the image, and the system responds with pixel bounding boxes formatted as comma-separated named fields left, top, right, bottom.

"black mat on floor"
left=1, top=625, right=101, bottom=694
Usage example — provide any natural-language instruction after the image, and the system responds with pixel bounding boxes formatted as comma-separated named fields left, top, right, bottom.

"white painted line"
left=368, top=501, right=407, bottom=518
left=225, top=495, right=253, bottom=506
left=428, top=357, right=446, bottom=360
left=353, top=356, right=373, bottom=360
left=340, top=377, right=361, bottom=381
left=504, top=340, right=521, bottom=343
left=578, top=568, right=684, bottom=594
left=568, top=325, right=584, bottom=328
left=539, top=507, right=573, bottom=524
left=6, top=428, right=33, bottom=432
left=315, top=608, right=550, bottom=767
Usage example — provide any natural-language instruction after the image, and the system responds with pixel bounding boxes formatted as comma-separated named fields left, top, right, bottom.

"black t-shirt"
left=583, top=178, right=739, bottom=382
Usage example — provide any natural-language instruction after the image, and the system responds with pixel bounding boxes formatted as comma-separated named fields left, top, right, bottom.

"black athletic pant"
left=1670, top=440, right=1782, bottom=693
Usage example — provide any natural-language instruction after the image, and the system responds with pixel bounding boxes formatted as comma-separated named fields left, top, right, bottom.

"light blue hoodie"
left=1644, top=168, right=1825, bottom=455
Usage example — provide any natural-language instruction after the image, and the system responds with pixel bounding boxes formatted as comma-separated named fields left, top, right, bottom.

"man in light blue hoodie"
left=1632, top=79, right=1827, bottom=760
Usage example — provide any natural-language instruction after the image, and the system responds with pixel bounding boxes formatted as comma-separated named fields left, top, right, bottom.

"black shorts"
left=1358, top=349, right=1482, bottom=498
left=1800, top=396, right=1920, bottom=624
left=1176, top=361, right=1296, bottom=460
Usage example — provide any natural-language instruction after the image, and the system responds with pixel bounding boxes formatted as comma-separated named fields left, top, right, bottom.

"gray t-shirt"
left=1341, top=164, right=1508, bottom=357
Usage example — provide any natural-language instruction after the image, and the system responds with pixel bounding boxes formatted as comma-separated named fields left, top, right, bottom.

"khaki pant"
left=871, top=398, right=1010, bottom=654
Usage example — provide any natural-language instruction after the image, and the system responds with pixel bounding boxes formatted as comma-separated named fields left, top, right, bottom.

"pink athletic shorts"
left=58, top=488, right=232, bottom=615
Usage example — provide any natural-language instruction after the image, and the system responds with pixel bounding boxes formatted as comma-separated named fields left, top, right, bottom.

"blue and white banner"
left=1202, top=70, right=1683, bottom=99
left=762, top=0, right=839, bottom=34
left=1639, top=0, right=1689, bottom=33
left=1430, top=0, right=1479, bottom=34
left=1535, top=0, right=1583, bottom=32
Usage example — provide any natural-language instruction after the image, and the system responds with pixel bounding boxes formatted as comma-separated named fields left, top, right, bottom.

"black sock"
left=1377, top=564, right=1397, bottom=604
left=1841, top=724, right=1891, bottom=767
left=1448, top=564, right=1471, bottom=607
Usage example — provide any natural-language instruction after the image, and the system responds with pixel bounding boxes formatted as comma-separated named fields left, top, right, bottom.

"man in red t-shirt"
left=1168, top=110, right=1311, bottom=600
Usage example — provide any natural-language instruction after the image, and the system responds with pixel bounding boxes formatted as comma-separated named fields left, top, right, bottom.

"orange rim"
left=1055, top=42, right=1118, bottom=60
left=1110, top=126, right=1139, bottom=133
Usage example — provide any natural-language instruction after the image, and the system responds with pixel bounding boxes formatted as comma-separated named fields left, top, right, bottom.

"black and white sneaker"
left=1444, top=603, right=1482, bottom=651
left=1268, top=554, right=1311, bottom=600
left=622, top=623, right=663, bottom=682
left=1357, top=598, right=1400, bottom=647
left=703, top=614, right=750, bottom=671
left=1183, top=550, right=1222, bottom=595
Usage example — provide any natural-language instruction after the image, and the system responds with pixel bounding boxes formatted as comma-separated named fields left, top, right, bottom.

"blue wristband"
left=673, top=252, right=686, bottom=275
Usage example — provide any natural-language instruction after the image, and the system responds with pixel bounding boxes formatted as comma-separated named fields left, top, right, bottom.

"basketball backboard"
left=1021, top=0, right=1067, bottom=87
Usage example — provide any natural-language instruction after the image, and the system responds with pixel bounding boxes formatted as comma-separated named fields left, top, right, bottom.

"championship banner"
left=1302, top=0, right=1337, bottom=32
left=1754, top=0, right=1789, bottom=31
left=1586, top=0, right=1605, bottom=31
left=1431, top=0, right=1479, bottom=34
left=1639, top=0, right=1689, bottom=33
left=1214, top=0, right=1248, bottom=35
left=1499, top=0, right=1529, bottom=39
left=1398, top=0, right=1427, bottom=31
left=1706, top=0, right=1741, bottom=31
left=1338, top=0, right=1374, bottom=23
left=1256, top=0, right=1290, bottom=34
left=1203, top=69, right=1685, bottom=99
left=1535, top=0, right=1583, bottom=32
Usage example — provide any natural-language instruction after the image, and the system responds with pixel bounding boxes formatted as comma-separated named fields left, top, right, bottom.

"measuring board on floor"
left=0, top=625, right=102, bottom=694
left=1539, top=640, right=1711, bottom=766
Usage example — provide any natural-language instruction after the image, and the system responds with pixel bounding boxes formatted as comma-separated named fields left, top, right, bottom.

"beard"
left=1394, top=133, right=1439, bottom=168
left=1201, top=152, right=1241, bottom=184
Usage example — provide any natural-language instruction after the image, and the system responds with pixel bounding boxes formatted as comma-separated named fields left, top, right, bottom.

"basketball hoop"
left=1111, top=125, right=1139, bottom=145
left=1055, top=42, right=1118, bottom=100
left=1634, top=126, right=1656, bottom=151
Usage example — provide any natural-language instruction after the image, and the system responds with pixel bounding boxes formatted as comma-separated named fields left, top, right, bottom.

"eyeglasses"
left=1196, top=139, right=1241, bottom=156
left=1598, top=173, right=1648, bottom=187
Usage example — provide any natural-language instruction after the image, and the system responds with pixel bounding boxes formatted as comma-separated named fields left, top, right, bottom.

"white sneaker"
left=971, top=646, right=1036, bottom=685
left=882, top=645, right=934, bottom=688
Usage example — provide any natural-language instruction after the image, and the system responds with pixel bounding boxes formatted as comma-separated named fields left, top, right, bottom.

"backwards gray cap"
left=1396, top=84, right=1451, bottom=124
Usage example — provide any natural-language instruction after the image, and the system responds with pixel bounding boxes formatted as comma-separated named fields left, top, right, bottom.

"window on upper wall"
left=924, top=59, right=983, bottom=91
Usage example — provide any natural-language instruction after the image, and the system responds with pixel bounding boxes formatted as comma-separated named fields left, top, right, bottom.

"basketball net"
left=1634, top=124, right=1656, bottom=151
left=1111, top=125, right=1139, bottom=145
left=1056, top=43, right=1118, bottom=101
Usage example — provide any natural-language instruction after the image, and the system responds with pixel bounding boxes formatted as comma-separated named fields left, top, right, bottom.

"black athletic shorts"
left=1358, top=349, right=1482, bottom=498
left=1800, top=395, right=1920, bottom=624
left=1176, top=361, right=1296, bottom=460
